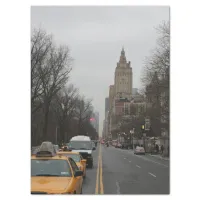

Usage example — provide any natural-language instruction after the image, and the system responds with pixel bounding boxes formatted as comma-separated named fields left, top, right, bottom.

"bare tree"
left=31, top=28, right=73, bottom=140
left=74, top=96, right=93, bottom=134
left=141, top=20, right=170, bottom=135
left=141, top=21, right=170, bottom=86
left=31, top=28, right=97, bottom=145
left=41, top=46, right=73, bottom=139
left=31, top=29, right=53, bottom=114
left=52, top=84, right=79, bottom=141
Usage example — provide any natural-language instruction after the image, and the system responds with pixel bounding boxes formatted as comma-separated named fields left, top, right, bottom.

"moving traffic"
left=31, top=137, right=169, bottom=194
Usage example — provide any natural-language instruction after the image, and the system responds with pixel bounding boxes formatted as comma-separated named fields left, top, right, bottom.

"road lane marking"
left=148, top=172, right=156, bottom=178
left=116, top=148, right=169, bottom=167
left=116, top=181, right=121, bottom=194
left=100, top=144, right=104, bottom=194
left=134, top=155, right=168, bottom=167
left=95, top=148, right=100, bottom=194
left=136, top=165, right=141, bottom=168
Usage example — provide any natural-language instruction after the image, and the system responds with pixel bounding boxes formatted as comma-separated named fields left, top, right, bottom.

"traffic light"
left=141, top=125, right=145, bottom=130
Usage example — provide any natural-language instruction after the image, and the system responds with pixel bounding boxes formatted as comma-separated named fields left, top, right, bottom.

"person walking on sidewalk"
left=155, top=144, right=159, bottom=154
left=161, top=145, right=164, bottom=155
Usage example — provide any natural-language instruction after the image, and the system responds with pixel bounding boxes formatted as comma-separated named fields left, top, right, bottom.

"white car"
left=134, top=146, right=145, bottom=155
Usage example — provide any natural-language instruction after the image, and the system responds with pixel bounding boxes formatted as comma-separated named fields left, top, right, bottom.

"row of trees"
left=31, top=29, right=97, bottom=146
left=142, top=20, right=170, bottom=137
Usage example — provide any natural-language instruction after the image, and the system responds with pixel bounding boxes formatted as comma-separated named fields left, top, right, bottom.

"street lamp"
left=143, top=133, right=146, bottom=151
left=130, top=128, right=135, bottom=149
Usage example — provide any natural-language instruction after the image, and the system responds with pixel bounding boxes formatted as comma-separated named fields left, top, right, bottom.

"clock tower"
left=114, top=47, right=132, bottom=99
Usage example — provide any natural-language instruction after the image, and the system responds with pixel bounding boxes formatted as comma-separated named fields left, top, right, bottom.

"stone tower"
left=114, top=47, right=132, bottom=99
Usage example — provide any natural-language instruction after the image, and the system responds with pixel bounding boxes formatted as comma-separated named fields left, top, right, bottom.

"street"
left=83, top=144, right=169, bottom=194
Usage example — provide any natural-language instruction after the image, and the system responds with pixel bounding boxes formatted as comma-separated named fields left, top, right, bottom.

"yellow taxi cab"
left=31, top=142, right=83, bottom=194
left=58, top=151, right=87, bottom=178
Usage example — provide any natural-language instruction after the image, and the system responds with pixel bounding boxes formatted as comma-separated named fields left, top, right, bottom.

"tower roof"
left=119, top=47, right=126, bottom=64
left=121, top=46, right=125, bottom=55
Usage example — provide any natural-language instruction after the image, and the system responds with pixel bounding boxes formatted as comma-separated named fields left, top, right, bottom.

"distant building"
left=90, top=111, right=99, bottom=136
left=109, top=85, right=115, bottom=113
left=114, top=48, right=133, bottom=100
left=113, top=97, right=130, bottom=116
left=105, top=97, right=109, bottom=118
left=132, top=88, right=138, bottom=96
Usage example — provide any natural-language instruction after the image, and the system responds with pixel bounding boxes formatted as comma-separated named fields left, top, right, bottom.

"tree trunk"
left=43, top=102, right=50, bottom=140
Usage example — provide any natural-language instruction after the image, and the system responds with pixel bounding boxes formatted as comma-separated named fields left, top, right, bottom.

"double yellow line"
left=95, top=143, right=104, bottom=194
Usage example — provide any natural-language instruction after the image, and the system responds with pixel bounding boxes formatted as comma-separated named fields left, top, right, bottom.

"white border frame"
left=1, top=1, right=200, bottom=200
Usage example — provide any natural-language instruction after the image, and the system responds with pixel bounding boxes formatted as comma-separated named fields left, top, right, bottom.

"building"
left=109, top=85, right=115, bottom=113
left=130, top=102, right=147, bottom=117
left=90, top=111, right=99, bottom=136
left=105, top=97, right=109, bottom=119
left=94, top=111, right=99, bottom=135
left=104, top=111, right=109, bottom=139
left=113, top=97, right=130, bottom=116
left=102, top=120, right=106, bottom=139
left=107, top=48, right=133, bottom=139
left=132, top=88, right=138, bottom=96
left=114, top=47, right=132, bottom=100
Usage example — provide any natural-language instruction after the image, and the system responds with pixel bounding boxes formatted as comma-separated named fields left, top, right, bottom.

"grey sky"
left=31, top=6, right=169, bottom=136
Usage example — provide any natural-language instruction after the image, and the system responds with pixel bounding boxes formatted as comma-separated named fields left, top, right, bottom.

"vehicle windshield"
left=68, top=141, right=92, bottom=150
left=61, top=154, right=81, bottom=162
left=54, top=145, right=59, bottom=151
left=31, top=159, right=72, bottom=177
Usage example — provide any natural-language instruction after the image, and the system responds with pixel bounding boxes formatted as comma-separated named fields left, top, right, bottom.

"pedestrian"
left=161, top=145, right=164, bottom=155
left=156, top=144, right=159, bottom=154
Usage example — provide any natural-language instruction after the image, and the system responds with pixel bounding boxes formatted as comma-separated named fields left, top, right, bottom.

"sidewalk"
left=148, top=153, right=169, bottom=161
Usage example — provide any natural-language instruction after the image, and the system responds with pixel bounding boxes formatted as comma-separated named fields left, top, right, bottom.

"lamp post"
left=143, top=133, right=146, bottom=151
left=130, top=128, right=135, bottom=149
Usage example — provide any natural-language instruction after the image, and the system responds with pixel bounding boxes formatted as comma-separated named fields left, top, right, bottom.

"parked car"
left=115, top=143, right=122, bottom=148
left=122, top=143, right=130, bottom=149
left=134, top=146, right=145, bottom=155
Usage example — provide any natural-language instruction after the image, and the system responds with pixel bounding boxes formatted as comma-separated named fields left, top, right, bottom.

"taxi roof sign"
left=36, top=141, right=56, bottom=157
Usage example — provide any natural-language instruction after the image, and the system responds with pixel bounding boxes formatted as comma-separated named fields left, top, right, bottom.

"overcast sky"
left=31, top=6, right=169, bottom=136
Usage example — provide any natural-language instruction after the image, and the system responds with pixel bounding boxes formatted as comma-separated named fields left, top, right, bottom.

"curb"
left=148, top=154, right=169, bottom=161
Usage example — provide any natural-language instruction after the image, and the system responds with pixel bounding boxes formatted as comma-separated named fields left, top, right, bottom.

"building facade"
left=106, top=48, right=133, bottom=139
left=109, top=85, right=115, bottom=112
left=105, top=97, right=109, bottom=119
left=90, top=111, right=99, bottom=136
left=114, top=48, right=132, bottom=100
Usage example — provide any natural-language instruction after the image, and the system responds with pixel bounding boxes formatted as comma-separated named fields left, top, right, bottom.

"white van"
left=68, top=135, right=95, bottom=168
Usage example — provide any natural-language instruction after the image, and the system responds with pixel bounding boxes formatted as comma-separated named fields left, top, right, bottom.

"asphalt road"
left=83, top=144, right=169, bottom=194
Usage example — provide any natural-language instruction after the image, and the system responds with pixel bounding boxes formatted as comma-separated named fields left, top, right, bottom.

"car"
left=134, top=146, right=145, bottom=155
left=115, top=143, right=122, bottom=148
left=58, top=151, right=87, bottom=178
left=68, top=135, right=94, bottom=168
left=31, top=142, right=83, bottom=194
